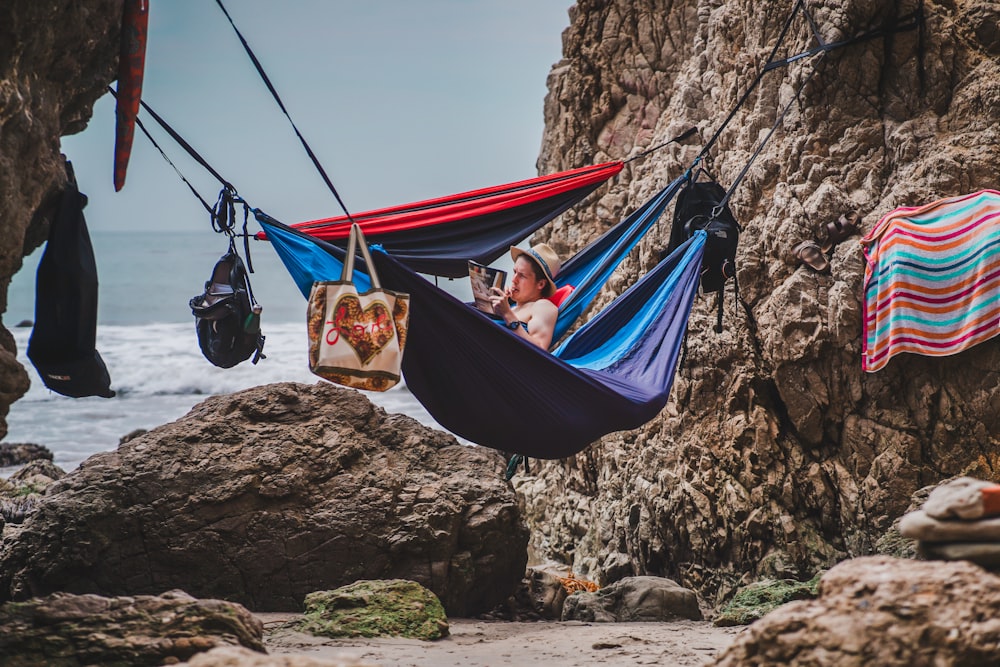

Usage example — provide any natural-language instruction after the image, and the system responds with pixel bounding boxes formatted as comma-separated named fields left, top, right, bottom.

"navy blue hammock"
left=257, top=199, right=705, bottom=459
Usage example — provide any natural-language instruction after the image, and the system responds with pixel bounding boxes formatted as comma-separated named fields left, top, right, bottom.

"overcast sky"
left=62, top=0, right=573, bottom=232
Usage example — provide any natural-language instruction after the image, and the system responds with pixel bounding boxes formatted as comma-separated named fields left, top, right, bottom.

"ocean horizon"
left=4, top=230, right=473, bottom=476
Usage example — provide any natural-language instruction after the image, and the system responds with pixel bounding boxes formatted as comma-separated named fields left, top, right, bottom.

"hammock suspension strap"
left=213, top=0, right=354, bottom=222
left=625, top=126, right=698, bottom=163
left=108, top=86, right=215, bottom=217
left=693, top=0, right=923, bottom=167
left=762, top=3, right=924, bottom=73
left=693, top=0, right=807, bottom=166
left=714, top=57, right=822, bottom=216
left=113, top=86, right=260, bottom=272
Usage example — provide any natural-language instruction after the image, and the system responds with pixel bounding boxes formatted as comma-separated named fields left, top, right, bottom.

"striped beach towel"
left=862, top=190, right=1000, bottom=372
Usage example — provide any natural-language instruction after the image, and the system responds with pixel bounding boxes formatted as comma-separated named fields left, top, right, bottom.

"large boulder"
left=0, top=589, right=264, bottom=666
left=0, top=382, right=528, bottom=615
left=296, top=579, right=449, bottom=640
left=714, top=555, right=1000, bottom=666
left=0, top=459, right=66, bottom=528
left=0, top=443, right=53, bottom=467
left=561, top=575, right=702, bottom=622
left=712, top=575, right=821, bottom=627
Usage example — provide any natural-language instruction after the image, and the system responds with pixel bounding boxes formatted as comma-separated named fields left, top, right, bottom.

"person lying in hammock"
left=489, top=243, right=562, bottom=350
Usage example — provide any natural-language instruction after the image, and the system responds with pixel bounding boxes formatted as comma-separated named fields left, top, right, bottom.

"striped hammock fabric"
left=862, top=190, right=1000, bottom=372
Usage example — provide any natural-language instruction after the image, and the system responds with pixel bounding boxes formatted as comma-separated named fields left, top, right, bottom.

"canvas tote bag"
left=307, top=223, right=410, bottom=391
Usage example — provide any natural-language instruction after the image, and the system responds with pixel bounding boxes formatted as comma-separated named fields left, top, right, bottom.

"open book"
left=469, top=260, right=507, bottom=314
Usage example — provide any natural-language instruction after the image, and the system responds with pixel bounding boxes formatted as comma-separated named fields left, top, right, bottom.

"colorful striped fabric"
left=862, top=190, right=1000, bottom=372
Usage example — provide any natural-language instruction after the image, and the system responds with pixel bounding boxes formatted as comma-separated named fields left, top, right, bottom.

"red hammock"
left=294, top=161, right=622, bottom=238
left=255, top=160, right=623, bottom=278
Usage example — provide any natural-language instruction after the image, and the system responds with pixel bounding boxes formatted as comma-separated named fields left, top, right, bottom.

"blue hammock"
left=257, top=175, right=685, bottom=347
left=257, top=215, right=705, bottom=458
left=551, top=177, right=684, bottom=342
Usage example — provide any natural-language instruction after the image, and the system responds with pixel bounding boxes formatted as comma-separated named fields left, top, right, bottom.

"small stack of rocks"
left=900, top=477, right=1000, bottom=570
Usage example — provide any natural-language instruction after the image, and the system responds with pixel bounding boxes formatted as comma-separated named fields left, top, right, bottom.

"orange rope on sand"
left=558, top=572, right=599, bottom=594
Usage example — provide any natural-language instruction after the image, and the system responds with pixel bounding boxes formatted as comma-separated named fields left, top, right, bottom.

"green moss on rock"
left=297, top=579, right=449, bottom=641
left=874, top=525, right=919, bottom=559
left=713, top=574, right=822, bottom=627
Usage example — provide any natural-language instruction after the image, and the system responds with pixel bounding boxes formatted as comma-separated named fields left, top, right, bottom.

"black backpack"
left=27, top=160, right=115, bottom=398
left=667, top=174, right=741, bottom=332
left=189, top=245, right=265, bottom=368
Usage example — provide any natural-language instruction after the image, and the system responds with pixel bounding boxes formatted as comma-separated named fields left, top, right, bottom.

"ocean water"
left=3, top=230, right=469, bottom=475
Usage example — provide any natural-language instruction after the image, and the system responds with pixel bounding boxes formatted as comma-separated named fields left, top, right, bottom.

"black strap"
left=702, top=58, right=821, bottom=335
left=694, top=0, right=923, bottom=170
left=210, top=187, right=256, bottom=275
left=106, top=86, right=215, bottom=215
left=110, top=89, right=263, bottom=331
left=762, top=5, right=924, bottom=73
left=128, top=95, right=257, bottom=243
left=625, top=126, right=699, bottom=163
left=111, top=83, right=242, bottom=221
left=695, top=0, right=806, bottom=165
left=714, top=60, right=822, bottom=215
left=711, top=269, right=759, bottom=336
left=213, top=0, right=354, bottom=222
left=714, top=289, right=725, bottom=334
left=212, top=187, right=237, bottom=235
left=138, top=98, right=234, bottom=191
left=241, top=200, right=255, bottom=275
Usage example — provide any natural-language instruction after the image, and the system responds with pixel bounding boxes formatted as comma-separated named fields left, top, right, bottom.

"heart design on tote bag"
left=331, top=294, right=395, bottom=365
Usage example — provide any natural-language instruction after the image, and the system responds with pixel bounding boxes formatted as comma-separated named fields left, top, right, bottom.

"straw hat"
left=510, top=243, right=561, bottom=297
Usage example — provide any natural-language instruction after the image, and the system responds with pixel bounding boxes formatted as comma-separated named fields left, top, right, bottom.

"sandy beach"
left=260, top=613, right=744, bottom=666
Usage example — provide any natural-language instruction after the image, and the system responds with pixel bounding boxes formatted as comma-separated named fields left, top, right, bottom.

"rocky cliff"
left=2, top=0, right=1000, bottom=610
left=522, top=0, right=1000, bottom=604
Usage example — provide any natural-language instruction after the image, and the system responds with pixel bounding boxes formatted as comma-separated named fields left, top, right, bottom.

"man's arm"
left=524, top=300, right=558, bottom=350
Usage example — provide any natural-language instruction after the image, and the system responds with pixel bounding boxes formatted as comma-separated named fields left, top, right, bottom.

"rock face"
left=0, top=589, right=264, bottom=666
left=0, top=0, right=121, bottom=439
left=520, top=0, right=1000, bottom=605
left=0, top=383, right=528, bottom=615
left=714, top=556, right=1000, bottom=666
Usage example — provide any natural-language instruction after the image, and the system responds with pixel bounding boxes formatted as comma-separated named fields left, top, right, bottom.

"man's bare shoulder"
left=531, top=298, right=558, bottom=322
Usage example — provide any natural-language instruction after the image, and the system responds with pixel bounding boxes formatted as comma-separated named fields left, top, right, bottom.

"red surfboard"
left=113, top=0, right=150, bottom=192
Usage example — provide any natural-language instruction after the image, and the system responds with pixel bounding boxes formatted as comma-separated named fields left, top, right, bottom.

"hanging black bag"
left=669, top=175, right=740, bottom=294
left=666, top=172, right=741, bottom=333
left=27, top=160, right=115, bottom=398
left=189, top=241, right=265, bottom=369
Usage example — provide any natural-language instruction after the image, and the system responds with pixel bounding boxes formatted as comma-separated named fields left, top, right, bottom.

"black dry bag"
left=27, top=160, right=115, bottom=398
